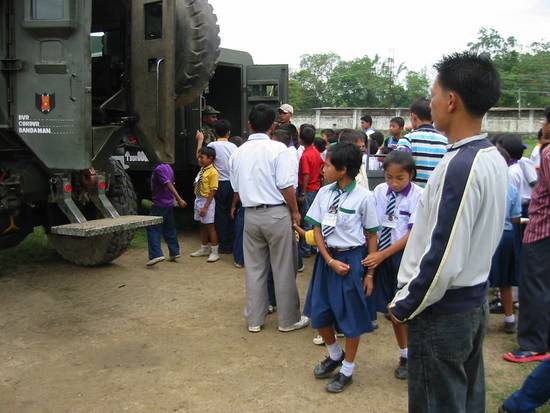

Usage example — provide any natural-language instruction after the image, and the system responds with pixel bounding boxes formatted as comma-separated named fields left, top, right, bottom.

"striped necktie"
left=195, top=168, right=204, bottom=196
left=378, top=191, right=397, bottom=250
left=322, top=189, right=343, bottom=239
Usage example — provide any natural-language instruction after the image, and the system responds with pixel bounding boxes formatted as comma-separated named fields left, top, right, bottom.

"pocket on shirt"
left=338, top=213, right=356, bottom=229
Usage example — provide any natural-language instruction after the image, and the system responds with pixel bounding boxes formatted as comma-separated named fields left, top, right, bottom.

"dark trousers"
left=299, top=190, right=318, bottom=256
left=147, top=206, right=179, bottom=260
left=518, top=237, right=550, bottom=353
left=503, top=358, right=550, bottom=413
left=233, top=206, right=244, bottom=265
left=214, top=181, right=234, bottom=251
left=408, top=302, right=488, bottom=413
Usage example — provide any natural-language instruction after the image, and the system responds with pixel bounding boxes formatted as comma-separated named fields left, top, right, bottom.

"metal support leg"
left=90, top=174, right=120, bottom=219
left=51, top=175, right=87, bottom=224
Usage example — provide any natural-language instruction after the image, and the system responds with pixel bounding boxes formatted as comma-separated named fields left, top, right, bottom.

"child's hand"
left=362, top=251, right=387, bottom=269
left=196, top=130, right=205, bottom=142
left=177, top=198, right=187, bottom=208
left=329, top=259, right=350, bottom=276
left=293, top=223, right=306, bottom=237
left=230, top=206, right=237, bottom=220
left=199, top=206, right=208, bottom=217
left=363, top=276, right=373, bottom=297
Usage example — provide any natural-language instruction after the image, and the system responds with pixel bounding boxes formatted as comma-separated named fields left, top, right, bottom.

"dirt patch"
left=0, top=234, right=542, bottom=412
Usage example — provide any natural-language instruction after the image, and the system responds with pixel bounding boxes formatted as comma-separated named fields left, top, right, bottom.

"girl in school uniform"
left=489, top=147, right=522, bottom=334
left=362, top=150, right=423, bottom=381
left=303, top=142, right=380, bottom=393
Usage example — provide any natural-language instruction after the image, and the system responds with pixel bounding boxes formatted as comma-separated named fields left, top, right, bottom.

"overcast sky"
left=209, top=0, right=550, bottom=75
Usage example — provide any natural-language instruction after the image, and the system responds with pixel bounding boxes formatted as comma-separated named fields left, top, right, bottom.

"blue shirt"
left=504, top=184, right=522, bottom=231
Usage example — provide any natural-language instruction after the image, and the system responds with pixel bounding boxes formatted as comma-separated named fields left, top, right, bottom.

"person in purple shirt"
left=146, top=163, right=187, bottom=266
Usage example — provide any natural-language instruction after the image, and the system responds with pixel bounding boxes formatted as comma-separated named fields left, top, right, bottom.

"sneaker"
left=248, top=325, right=262, bottom=333
left=503, top=350, right=550, bottom=363
left=297, top=264, right=305, bottom=273
left=146, top=256, right=165, bottom=266
left=394, top=357, right=408, bottom=380
left=326, top=372, right=353, bottom=393
left=313, top=334, right=325, bottom=345
left=278, top=315, right=309, bottom=332
left=207, top=251, right=220, bottom=263
left=490, top=299, right=504, bottom=314
left=190, top=246, right=210, bottom=257
left=234, top=262, right=244, bottom=268
left=168, top=254, right=181, bottom=262
left=314, top=352, right=345, bottom=379
left=503, top=321, right=516, bottom=334
left=268, top=305, right=277, bottom=314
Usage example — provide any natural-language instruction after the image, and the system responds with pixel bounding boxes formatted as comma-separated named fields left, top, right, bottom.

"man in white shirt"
left=230, top=104, right=309, bottom=333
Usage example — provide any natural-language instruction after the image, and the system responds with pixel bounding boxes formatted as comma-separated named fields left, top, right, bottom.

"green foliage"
left=467, top=28, right=550, bottom=108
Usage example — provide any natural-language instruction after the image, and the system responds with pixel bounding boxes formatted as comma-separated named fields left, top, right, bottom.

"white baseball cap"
left=279, top=104, right=294, bottom=114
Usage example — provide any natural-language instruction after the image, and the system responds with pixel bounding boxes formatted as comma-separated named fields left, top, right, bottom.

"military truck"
left=0, top=0, right=288, bottom=265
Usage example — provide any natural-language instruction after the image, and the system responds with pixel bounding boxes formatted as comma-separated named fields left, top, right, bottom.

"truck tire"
left=48, top=160, right=138, bottom=266
left=174, top=0, right=221, bottom=106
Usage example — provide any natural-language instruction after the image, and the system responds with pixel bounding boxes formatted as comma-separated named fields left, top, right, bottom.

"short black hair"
left=538, top=128, right=543, bottom=140
left=321, top=128, right=335, bottom=139
left=338, top=128, right=365, bottom=144
left=383, top=150, right=416, bottom=178
left=390, top=117, right=405, bottom=128
left=229, top=135, right=243, bottom=147
left=214, top=119, right=231, bottom=137
left=367, top=138, right=379, bottom=155
left=496, top=146, right=511, bottom=164
left=545, top=106, right=550, bottom=122
left=277, top=123, right=298, bottom=142
left=434, top=52, right=501, bottom=117
left=249, top=104, right=276, bottom=133
left=198, top=146, right=216, bottom=160
left=496, top=133, right=524, bottom=160
left=360, top=115, right=372, bottom=125
left=272, top=128, right=291, bottom=146
left=409, top=97, right=432, bottom=121
left=370, top=131, right=384, bottom=147
left=313, top=137, right=326, bottom=153
left=328, top=142, right=362, bottom=179
left=299, top=125, right=315, bottom=146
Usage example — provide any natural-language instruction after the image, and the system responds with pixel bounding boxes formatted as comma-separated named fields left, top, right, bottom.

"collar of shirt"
left=330, top=180, right=356, bottom=193
left=202, top=164, right=214, bottom=172
left=413, top=124, right=438, bottom=133
left=446, top=133, right=488, bottom=152
left=248, top=133, right=270, bottom=141
left=386, top=182, right=412, bottom=197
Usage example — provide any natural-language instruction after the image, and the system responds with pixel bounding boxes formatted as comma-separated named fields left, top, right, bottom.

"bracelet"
left=327, top=258, right=334, bottom=266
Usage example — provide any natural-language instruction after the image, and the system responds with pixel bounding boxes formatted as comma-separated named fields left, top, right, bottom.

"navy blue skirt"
left=304, top=247, right=374, bottom=338
left=489, top=229, right=521, bottom=287
left=374, top=251, right=403, bottom=313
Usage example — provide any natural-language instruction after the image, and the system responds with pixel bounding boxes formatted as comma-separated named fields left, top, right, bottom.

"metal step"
left=51, top=215, right=162, bottom=237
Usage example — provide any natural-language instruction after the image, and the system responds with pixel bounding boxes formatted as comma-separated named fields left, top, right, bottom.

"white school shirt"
left=305, top=180, right=380, bottom=248
left=297, top=145, right=305, bottom=162
left=373, top=182, right=423, bottom=244
left=207, top=140, right=237, bottom=181
left=531, top=144, right=541, bottom=168
left=286, top=146, right=299, bottom=188
left=229, top=133, right=297, bottom=207
left=509, top=160, right=536, bottom=205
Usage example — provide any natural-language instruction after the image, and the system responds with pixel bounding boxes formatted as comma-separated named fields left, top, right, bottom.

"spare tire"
left=175, top=0, right=221, bottom=107
left=48, top=160, right=138, bottom=266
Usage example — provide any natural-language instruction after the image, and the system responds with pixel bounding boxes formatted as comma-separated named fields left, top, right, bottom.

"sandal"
left=503, top=350, right=550, bottom=363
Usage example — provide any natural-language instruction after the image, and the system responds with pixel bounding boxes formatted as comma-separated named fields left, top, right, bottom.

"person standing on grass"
left=229, top=104, right=308, bottom=334
left=388, top=52, right=507, bottom=413
left=146, top=163, right=187, bottom=266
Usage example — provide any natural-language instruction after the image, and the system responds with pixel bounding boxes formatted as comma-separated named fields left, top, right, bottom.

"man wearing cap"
left=200, top=105, right=220, bottom=146
left=278, top=103, right=294, bottom=126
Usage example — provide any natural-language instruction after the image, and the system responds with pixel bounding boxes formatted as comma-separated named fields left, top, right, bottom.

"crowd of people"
left=144, top=51, right=550, bottom=413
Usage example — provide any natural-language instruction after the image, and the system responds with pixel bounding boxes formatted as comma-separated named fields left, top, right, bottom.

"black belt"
left=328, top=246, right=361, bottom=253
left=246, top=203, right=285, bottom=210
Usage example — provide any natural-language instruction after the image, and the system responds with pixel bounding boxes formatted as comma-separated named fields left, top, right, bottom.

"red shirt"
left=299, top=145, right=324, bottom=192
left=524, top=145, right=550, bottom=243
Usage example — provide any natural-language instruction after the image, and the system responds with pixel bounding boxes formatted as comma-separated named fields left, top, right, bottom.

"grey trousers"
left=243, top=205, right=301, bottom=328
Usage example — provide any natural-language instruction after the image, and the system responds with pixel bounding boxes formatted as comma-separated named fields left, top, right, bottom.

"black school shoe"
left=326, top=372, right=353, bottom=393
left=394, top=357, right=408, bottom=380
left=314, top=352, right=345, bottom=379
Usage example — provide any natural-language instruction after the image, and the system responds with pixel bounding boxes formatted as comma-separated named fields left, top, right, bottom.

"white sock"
left=211, top=245, right=219, bottom=254
left=340, top=360, right=355, bottom=377
left=504, top=314, right=516, bottom=323
left=201, top=244, right=209, bottom=250
left=326, top=341, right=343, bottom=361
left=399, top=348, right=408, bottom=359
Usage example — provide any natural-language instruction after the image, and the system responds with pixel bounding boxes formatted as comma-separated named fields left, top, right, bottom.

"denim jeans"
left=215, top=180, right=234, bottom=251
left=147, top=206, right=179, bottom=260
left=232, top=206, right=245, bottom=266
left=503, top=358, right=550, bottom=413
left=407, top=302, right=488, bottom=413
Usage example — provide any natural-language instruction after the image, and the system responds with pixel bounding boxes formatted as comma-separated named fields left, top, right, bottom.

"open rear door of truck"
left=246, top=64, right=288, bottom=118
left=130, top=0, right=175, bottom=163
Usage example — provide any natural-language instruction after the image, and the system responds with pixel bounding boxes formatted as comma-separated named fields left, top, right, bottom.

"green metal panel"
left=12, top=0, right=92, bottom=171
left=246, top=64, right=288, bottom=117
